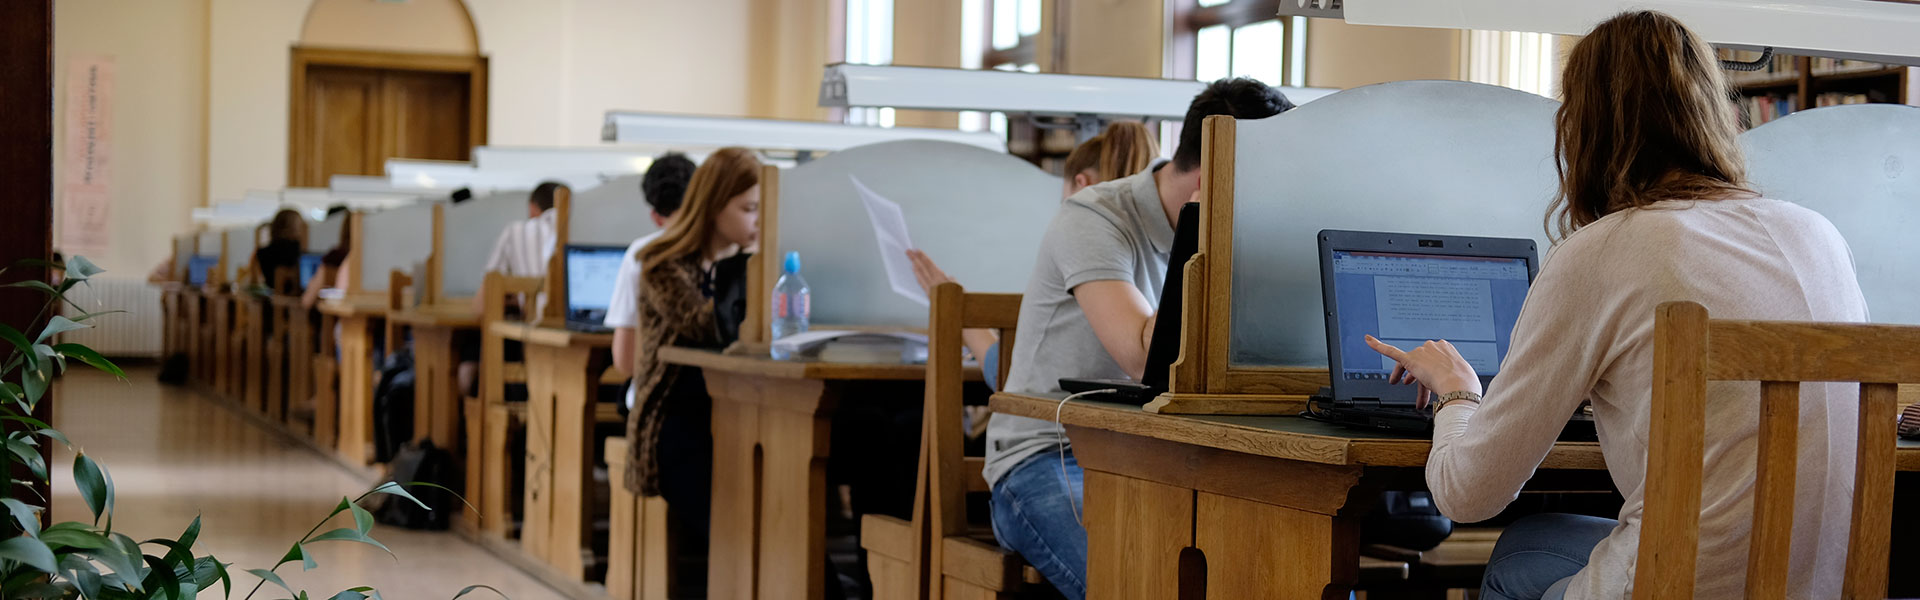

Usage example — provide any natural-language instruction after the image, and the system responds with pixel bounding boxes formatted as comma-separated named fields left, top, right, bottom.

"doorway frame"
left=286, top=46, right=489, bottom=185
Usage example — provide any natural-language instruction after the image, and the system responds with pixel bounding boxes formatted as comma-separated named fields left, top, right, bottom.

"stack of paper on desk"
left=771, top=330, right=930, bottom=364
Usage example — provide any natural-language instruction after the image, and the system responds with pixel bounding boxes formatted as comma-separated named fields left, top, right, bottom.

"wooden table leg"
left=1070, top=426, right=1368, bottom=600
left=412, top=326, right=463, bottom=448
left=337, top=315, right=377, bottom=465
left=704, top=372, right=835, bottom=600
left=523, top=344, right=558, bottom=562
left=213, top=298, right=232, bottom=397
left=548, top=344, right=601, bottom=579
left=483, top=401, right=513, bottom=539
left=246, top=300, right=266, bottom=414
left=266, top=304, right=287, bottom=423
left=708, top=380, right=762, bottom=600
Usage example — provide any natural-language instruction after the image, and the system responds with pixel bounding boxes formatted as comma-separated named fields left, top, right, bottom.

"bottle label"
left=774, top=292, right=788, bottom=319
left=800, top=294, right=810, bottom=319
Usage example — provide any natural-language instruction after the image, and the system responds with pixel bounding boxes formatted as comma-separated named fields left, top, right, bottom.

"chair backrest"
left=924, top=282, right=1020, bottom=540
left=480, top=272, right=544, bottom=402
left=1637, top=301, right=1920, bottom=599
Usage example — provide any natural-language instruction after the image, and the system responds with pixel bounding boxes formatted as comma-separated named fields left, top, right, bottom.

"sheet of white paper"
left=851, top=175, right=929, bottom=306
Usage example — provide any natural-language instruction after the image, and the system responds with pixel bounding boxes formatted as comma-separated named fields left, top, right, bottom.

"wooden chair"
left=1635, top=301, right=1918, bottom=599
left=469, top=271, right=543, bottom=538
left=605, top=436, right=677, bottom=600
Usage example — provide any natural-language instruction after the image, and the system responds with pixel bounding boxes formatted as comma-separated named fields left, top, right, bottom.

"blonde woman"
left=1367, top=12, right=1867, bottom=599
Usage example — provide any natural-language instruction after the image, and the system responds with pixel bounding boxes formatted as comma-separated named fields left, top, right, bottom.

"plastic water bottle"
left=769, top=251, right=810, bottom=359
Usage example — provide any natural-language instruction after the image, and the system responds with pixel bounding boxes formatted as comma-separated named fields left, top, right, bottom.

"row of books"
left=1814, top=93, right=1874, bottom=107
left=1741, top=93, right=1797, bottom=129
left=1809, top=57, right=1888, bottom=75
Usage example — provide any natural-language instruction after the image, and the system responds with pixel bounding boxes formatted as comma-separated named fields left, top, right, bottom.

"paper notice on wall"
left=850, top=175, right=929, bottom=307
left=61, top=56, right=115, bottom=255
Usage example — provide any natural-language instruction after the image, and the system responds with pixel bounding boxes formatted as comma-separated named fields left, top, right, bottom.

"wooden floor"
left=47, top=366, right=567, bottom=600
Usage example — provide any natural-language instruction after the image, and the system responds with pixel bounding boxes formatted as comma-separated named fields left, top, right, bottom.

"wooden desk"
left=492, top=322, right=615, bottom=580
left=990, top=392, right=1920, bottom=599
left=207, top=290, right=237, bottom=399
left=391, top=304, right=481, bottom=450
left=656, top=348, right=957, bottom=600
left=320, top=298, right=389, bottom=465
left=239, top=292, right=268, bottom=415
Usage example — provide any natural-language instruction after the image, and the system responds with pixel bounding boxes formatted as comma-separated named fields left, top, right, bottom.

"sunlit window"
left=1462, top=31, right=1558, bottom=98
left=1175, top=1, right=1307, bottom=88
left=844, top=0, right=896, bottom=127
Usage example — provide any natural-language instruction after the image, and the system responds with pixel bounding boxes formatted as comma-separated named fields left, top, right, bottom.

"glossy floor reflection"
left=48, top=367, right=565, bottom=600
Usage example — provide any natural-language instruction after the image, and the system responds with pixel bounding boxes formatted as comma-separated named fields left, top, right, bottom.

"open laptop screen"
left=298, top=253, right=324, bottom=288
left=564, top=245, right=625, bottom=323
left=1329, top=250, right=1529, bottom=383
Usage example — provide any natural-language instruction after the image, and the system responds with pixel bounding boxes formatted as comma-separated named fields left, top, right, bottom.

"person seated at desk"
left=458, top=182, right=567, bottom=397
left=252, top=208, right=307, bottom=295
left=1362, top=11, right=1868, bottom=600
left=302, top=205, right=352, bottom=310
left=905, top=120, right=1160, bottom=392
left=985, top=79, right=1295, bottom=600
left=609, top=153, right=697, bottom=411
left=624, top=147, right=761, bottom=587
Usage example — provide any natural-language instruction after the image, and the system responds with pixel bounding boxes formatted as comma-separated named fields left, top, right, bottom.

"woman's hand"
left=1364, top=335, right=1484, bottom=410
left=906, top=249, right=958, bottom=296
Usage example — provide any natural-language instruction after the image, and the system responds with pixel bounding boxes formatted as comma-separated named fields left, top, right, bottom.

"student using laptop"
left=609, top=153, right=697, bottom=410
left=1363, top=12, right=1866, bottom=600
left=467, top=181, right=567, bottom=315
left=623, top=147, right=762, bottom=590
left=904, top=121, right=1160, bottom=391
left=986, top=79, right=1295, bottom=599
left=250, top=209, right=307, bottom=295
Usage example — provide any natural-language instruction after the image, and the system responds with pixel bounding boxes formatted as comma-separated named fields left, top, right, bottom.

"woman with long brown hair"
left=622, top=146, right=762, bottom=577
left=252, top=208, right=308, bottom=294
left=904, top=120, right=1160, bottom=387
left=1364, top=12, right=1866, bottom=599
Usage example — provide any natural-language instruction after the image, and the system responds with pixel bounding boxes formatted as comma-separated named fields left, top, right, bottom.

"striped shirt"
left=484, top=209, right=558, bottom=278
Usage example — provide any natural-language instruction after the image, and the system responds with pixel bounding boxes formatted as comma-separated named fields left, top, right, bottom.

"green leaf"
left=72, top=563, right=105, bottom=599
left=54, top=344, right=123, bottom=380
left=65, top=256, right=104, bottom=281
left=140, top=554, right=183, bottom=600
left=65, top=309, right=126, bottom=324
left=5, top=437, right=48, bottom=483
left=3, top=582, right=63, bottom=599
left=0, top=324, right=34, bottom=370
left=0, top=280, right=60, bottom=297
left=0, top=535, right=58, bottom=573
left=22, top=360, right=50, bottom=407
left=299, top=543, right=318, bottom=571
left=36, top=316, right=89, bottom=344
left=73, top=453, right=112, bottom=527
left=278, top=542, right=320, bottom=571
left=348, top=501, right=375, bottom=535
left=328, top=587, right=379, bottom=600
left=0, top=498, right=40, bottom=537
left=98, top=533, right=147, bottom=589
left=450, top=584, right=507, bottom=600
left=39, top=523, right=110, bottom=551
left=305, top=528, right=393, bottom=559
left=246, top=568, right=293, bottom=596
left=195, top=558, right=232, bottom=600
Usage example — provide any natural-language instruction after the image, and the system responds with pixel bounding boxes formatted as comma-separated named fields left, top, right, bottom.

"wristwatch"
left=1434, top=390, right=1482, bottom=413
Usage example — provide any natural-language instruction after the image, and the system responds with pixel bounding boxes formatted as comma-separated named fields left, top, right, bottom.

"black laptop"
left=1310, top=230, right=1541, bottom=433
left=1057, top=202, right=1199, bottom=405
left=562, top=244, right=626, bottom=333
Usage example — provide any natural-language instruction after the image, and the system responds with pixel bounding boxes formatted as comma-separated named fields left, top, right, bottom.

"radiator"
left=56, top=276, right=164, bottom=358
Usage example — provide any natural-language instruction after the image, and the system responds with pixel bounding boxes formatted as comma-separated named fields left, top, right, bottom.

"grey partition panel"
left=359, top=202, right=439, bottom=291
left=196, top=231, right=223, bottom=260
left=224, top=228, right=258, bottom=281
left=569, top=174, right=658, bottom=246
left=1229, top=81, right=1560, bottom=367
left=1743, top=104, right=1920, bottom=324
left=308, top=214, right=345, bottom=254
left=444, top=190, right=533, bottom=298
left=779, top=140, right=1061, bottom=327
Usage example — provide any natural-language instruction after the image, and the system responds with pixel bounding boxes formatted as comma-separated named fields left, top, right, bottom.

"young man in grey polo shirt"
left=985, top=78, right=1296, bottom=599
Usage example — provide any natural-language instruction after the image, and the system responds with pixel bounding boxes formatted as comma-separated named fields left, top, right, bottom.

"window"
left=1171, top=0, right=1306, bottom=88
left=1460, top=31, right=1558, bottom=98
left=844, top=0, right=896, bottom=127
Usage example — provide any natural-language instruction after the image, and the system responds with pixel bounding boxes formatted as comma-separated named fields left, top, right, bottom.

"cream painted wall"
left=302, top=0, right=477, bottom=54
left=1063, top=0, right=1164, bottom=78
left=1306, top=21, right=1462, bottom=89
left=206, top=0, right=306, bottom=211
left=748, top=0, right=833, bottom=121
left=53, top=0, right=210, bottom=278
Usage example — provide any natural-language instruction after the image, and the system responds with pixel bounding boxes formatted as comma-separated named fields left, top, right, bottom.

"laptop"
left=563, top=244, right=627, bottom=333
left=297, top=253, right=325, bottom=289
left=1057, top=202, right=1199, bottom=405
left=1312, top=230, right=1540, bottom=433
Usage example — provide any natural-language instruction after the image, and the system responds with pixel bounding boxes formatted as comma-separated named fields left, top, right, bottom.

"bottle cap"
left=783, top=251, right=802, bottom=274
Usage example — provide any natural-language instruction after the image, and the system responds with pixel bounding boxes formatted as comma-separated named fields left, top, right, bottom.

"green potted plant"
left=1, top=256, right=499, bottom=600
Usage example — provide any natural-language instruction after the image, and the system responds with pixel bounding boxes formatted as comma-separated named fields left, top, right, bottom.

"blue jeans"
left=990, top=449, right=1086, bottom=600
left=1481, top=513, right=1619, bottom=600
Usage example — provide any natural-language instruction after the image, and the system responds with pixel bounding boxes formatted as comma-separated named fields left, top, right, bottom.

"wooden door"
left=289, top=49, right=487, bottom=187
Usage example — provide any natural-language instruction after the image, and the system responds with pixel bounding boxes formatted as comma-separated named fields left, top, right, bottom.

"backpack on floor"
left=371, top=348, right=415, bottom=463
left=374, top=439, right=462, bottom=530
left=157, top=353, right=189, bottom=385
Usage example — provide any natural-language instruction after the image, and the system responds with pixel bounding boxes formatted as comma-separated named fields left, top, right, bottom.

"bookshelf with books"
left=1723, top=50, right=1917, bottom=129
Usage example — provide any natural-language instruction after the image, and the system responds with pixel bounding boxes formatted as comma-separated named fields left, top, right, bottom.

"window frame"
left=1166, top=0, right=1300, bottom=84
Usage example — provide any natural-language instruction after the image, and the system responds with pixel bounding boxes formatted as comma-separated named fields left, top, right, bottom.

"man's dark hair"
left=1172, top=77, right=1296, bottom=171
left=641, top=153, right=698, bottom=217
left=324, top=204, right=349, bottom=218
left=530, top=181, right=565, bottom=211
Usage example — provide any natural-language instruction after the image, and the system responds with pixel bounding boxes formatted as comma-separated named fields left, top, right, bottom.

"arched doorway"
left=287, top=0, right=487, bottom=187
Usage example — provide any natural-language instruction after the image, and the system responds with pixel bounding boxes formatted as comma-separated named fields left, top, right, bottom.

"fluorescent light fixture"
left=821, top=64, right=1338, bottom=118
left=381, top=159, right=615, bottom=193
left=473, top=146, right=665, bottom=175
left=601, top=111, right=1007, bottom=153
left=1335, top=0, right=1920, bottom=66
